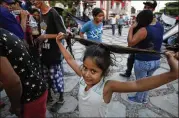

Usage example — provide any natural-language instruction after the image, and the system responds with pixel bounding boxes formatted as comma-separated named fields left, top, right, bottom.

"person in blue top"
left=127, top=10, right=164, bottom=104
left=0, top=0, right=24, bottom=40
left=117, top=15, right=125, bottom=36
left=80, top=7, right=104, bottom=42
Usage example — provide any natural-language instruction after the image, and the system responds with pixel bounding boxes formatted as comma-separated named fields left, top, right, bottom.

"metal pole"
left=106, top=0, right=109, bottom=20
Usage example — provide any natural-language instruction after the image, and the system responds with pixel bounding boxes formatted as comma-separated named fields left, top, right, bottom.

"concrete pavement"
left=0, top=27, right=178, bottom=117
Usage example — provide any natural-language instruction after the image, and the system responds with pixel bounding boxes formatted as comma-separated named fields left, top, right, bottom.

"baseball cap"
left=143, top=0, right=157, bottom=9
left=54, top=3, right=65, bottom=10
left=2, top=0, right=15, bottom=4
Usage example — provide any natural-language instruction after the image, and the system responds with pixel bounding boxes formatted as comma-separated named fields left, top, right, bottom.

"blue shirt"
left=118, top=18, right=125, bottom=25
left=135, top=22, right=164, bottom=61
left=80, top=20, right=103, bottom=42
left=0, top=7, right=24, bottom=40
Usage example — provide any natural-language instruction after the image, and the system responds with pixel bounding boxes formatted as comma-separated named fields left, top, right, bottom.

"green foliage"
left=160, top=2, right=179, bottom=17
left=49, top=0, right=80, bottom=8
left=49, top=0, right=80, bottom=28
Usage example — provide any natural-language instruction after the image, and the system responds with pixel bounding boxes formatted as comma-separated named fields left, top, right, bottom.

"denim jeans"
left=134, top=59, right=160, bottom=102
left=111, top=24, right=115, bottom=35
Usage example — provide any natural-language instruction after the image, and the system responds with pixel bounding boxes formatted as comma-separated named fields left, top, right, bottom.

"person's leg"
left=49, top=64, right=64, bottom=112
left=112, top=25, right=115, bottom=35
left=128, top=60, right=148, bottom=103
left=143, top=60, right=160, bottom=102
left=147, top=60, right=160, bottom=77
left=120, top=54, right=135, bottom=77
left=118, top=25, right=120, bottom=35
left=114, top=25, right=115, bottom=35
left=120, top=25, right=123, bottom=35
left=22, top=90, right=48, bottom=118
left=41, top=65, right=53, bottom=102
left=111, top=25, right=113, bottom=35
left=119, top=25, right=122, bottom=35
left=126, top=54, right=135, bottom=74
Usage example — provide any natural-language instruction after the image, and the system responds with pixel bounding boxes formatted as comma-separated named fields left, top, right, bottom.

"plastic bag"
left=29, top=15, right=39, bottom=35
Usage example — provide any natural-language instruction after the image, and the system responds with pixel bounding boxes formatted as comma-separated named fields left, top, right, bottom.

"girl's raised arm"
left=56, top=33, right=82, bottom=77
left=104, top=52, right=178, bottom=101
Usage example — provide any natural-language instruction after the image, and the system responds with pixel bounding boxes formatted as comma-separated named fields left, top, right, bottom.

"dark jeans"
left=118, top=24, right=123, bottom=35
left=111, top=24, right=115, bottom=35
left=125, top=54, right=135, bottom=75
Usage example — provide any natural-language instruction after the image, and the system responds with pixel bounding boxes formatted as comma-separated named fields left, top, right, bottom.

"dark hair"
left=83, top=45, right=114, bottom=77
left=143, top=0, right=157, bottom=9
left=30, top=8, right=40, bottom=14
left=92, top=7, right=103, bottom=17
left=133, top=10, right=153, bottom=34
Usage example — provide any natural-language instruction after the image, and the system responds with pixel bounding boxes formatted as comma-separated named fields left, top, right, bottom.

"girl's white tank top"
left=78, top=77, right=108, bottom=117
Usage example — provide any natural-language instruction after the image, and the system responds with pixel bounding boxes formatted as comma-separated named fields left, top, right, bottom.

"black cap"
left=143, top=0, right=157, bottom=9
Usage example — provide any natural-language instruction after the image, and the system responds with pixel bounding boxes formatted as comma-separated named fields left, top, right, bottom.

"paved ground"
left=0, top=27, right=178, bottom=117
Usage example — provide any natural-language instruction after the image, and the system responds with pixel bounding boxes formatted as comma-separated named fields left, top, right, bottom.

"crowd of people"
left=0, top=0, right=178, bottom=117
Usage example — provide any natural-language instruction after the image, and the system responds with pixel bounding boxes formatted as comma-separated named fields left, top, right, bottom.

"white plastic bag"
left=29, top=15, right=39, bottom=35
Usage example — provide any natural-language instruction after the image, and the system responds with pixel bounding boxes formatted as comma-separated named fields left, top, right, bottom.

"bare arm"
left=103, top=52, right=178, bottom=103
left=0, top=57, right=22, bottom=110
left=56, top=33, right=82, bottom=77
left=128, top=26, right=147, bottom=47
left=20, top=10, right=28, bottom=32
left=37, top=34, right=58, bottom=40
left=110, top=72, right=177, bottom=93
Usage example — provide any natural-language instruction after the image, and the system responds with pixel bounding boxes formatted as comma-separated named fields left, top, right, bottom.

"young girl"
left=56, top=33, right=178, bottom=117
left=80, top=7, right=104, bottom=42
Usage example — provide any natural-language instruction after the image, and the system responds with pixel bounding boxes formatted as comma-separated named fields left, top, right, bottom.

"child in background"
left=56, top=32, right=178, bottom=117
left=80, top=7, right=104, bottom=42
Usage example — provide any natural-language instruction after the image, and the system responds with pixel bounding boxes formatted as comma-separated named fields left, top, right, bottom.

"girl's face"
left=33, top=11, right=40, bottom=21
left=82, top=57, right=103, bottom=87
left=94, top=12, right=104, bottom=23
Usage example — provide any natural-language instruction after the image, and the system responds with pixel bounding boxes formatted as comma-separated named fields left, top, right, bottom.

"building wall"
left=80, top=0, right=131, bottom=20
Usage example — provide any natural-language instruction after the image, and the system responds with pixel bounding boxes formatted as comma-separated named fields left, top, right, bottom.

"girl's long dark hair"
left=133, top=10, right=153, bottom=34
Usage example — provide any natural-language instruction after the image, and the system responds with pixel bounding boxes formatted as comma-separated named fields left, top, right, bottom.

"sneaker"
left=50, top=100, right=64, bottom=112
left=143, top=100, right=148, bottom=104
left=128, top=96, right=143, bottom=104
left=143, top=99, right=148, bottom=104
left=119, top=73, right=131, bottom=77
left=128, top=96, right=148, bottom=104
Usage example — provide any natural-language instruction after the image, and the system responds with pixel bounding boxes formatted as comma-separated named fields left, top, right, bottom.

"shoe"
left=143, top=100, right=148, bottom=104
left=128, top=96, right=142, bottom=104
left=119, top=73, right=130, bottom=77
left=128, top=96, right=147, bottom=104
left=50, top=100, right=64, bottom=112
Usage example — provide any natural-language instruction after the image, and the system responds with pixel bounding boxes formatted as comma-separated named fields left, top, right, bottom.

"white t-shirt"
left=111, top=17, right=116, bottom=24
left=78, top=77, right=108, bottom=117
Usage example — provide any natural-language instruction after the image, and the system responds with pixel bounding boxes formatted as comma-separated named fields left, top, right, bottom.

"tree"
left=159, top=2, right=179, bottom=17
left=131, top=6, right=136, bottom=14
left=49, top=0, right=80, bottom=9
